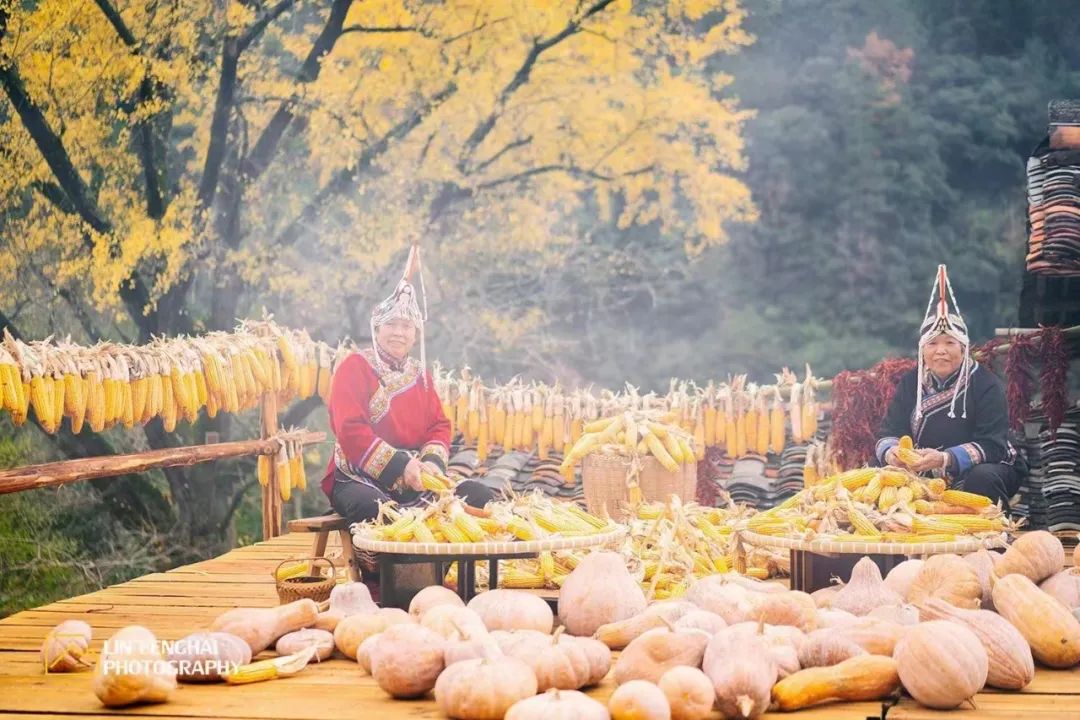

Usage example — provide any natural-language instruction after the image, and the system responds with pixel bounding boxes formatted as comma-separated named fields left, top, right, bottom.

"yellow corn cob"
left=926, top=515, right=1001, bottom=532
left=566, top=503, right=606, bottom=529
left=120, top=380, right=134, bottom=428
left=161, top=375, right=176, bottom=432
left=501, top=406, right=514, bottom=452
left=883, top=533, right=957, bottom=544
left=745, top=521, right=791, bottom=536
left=561, top=463, right=575, bottom=485
left=704, top=403, right=718, bottom=447
left=899, top=435, right=914, bottom=450
left=29, top=376, right=51, bottom=431
left=804, top=464, right=819, bottom=487
left=734, top=411, right=747, bottom=458
left=0, top=364, right=13, bottom=411
left=257, top=453, right=271, bottom=487
left=878, top=486, right=898, bottom=511
left=500, top=569, right=545, bottom=589
left=169, top=364, right=189, bottom=416
left=570, top=417, right=583, bottom=446
left=745, top=408, right=758, bottom=452
left=538, top=416, right=551, bottom=460
left=911, top=516, right=966, bottom=535
left=719, top=408, right=731, bottom=450
left=421, top=473, right=451, bottom=492
left=895, top=447, right=922, bottom=466
left=863, top=474, right=883, bottom=503
left=453, top=512, right=486, bottom=542
left=661, top=432, right=684, bottom=464
left=274, top=561, right=309, bottom=582
left=678, top=436, right=694, bottom=465
left=531, top=395, right=544, bottom=434
left=506, top=517, right=537, bottom=541
left=770, top=405, right=785, bottom=454
left=755, top=407, right=769, bottom=456
left=552, top=409, right=565, bottom=453
left=224, top=661, right=280, bottom=684
left=712, top=553, right=730, bottom=573
left=540, top=551, right=555, bottom=581
left=693, top=415, right=706, bottom=460
left=909, top=481, right=927, bottom=500
left=583, top=416, right=618, bottom=434
left=927, top=477, right=947, bottom=498
left=913, top=499, right=933, bottom=514
left=897, top=486, right=914, bottom=507
left=413, top=520, right=437, bottom=543
left=290, top=447, right=305, bottom=491
left=830, top=533, right=883, bottom=543
left=13, top=380, right=29, bottom=425
left=477, top=517, right=501, bottom=536
left=438, top=518, right=469, bottom=543
left=130, top=376, right=147, bottom=424
left=302, top=362, right=318, bottom=399
left=644, top=432, right=679, bottom=472
left=879, top=470, right=910, bottom=487
left=277, top=445, right=291, bottom=502
left=839, top=467, right=877, bottom=490
left=940, top=489, right=991, bottom=508
left=193, top=369, right=208, bottom=409
left=847, top=504, right=879, bottom=536
left=802, top=402, right=817, bottom=439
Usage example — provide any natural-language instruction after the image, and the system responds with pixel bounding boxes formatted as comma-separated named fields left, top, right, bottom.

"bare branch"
left=472, top=135, right=534, bottom=175
left=341, top=23, right=434, bottom=38
left=237, top=0, right=298, bottom=52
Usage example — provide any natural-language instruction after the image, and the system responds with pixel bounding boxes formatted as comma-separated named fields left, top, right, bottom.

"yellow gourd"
left=771, top=655, right=900, bottom=711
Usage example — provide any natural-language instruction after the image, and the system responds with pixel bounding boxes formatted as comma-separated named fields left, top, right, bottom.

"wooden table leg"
left=489, top=558, right=499, bottom=591
left=380, top=555, right=397, bottom=609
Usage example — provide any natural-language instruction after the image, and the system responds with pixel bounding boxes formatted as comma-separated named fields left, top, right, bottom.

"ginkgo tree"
left=0, top=0, right=754, bottom=548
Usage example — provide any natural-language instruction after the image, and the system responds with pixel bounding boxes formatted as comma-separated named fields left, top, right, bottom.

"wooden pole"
left=261, top=392, right=282, bottom=540
left=0, top=431, right=324, bottom=495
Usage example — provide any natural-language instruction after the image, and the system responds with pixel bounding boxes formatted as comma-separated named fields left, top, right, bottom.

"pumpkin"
left=609, top=680, right=672, bottom=720
left=576, top=636, right=614, bottom=686
left=996, top=530, right=1065, bottom=583
left=409, top=585, right=465, bottom=619
left=379, top=607, right=414, bottom=624
left=797, top=630, right=866, bottom=669
left=613, top=627, right=710, bottom=685
left=594, top=601, right=695, bottom=650
left=916, top=597, right=1033, bottom=690
left=559, top=551, right=647, bottom=637
left=356, top=633, right=380, bottom=675
left=210, top=598, right=319, bottom=654
left=445, top=635, right=501, bottom=667
left=421, top=605, right=489, bottom=641
left=992, top=572, right=1080, bottom=668
left=894, top=621, right=988, bottom=710
left=829, top=617, right=903, bottom=656
left=816, top=609, right=858, bottom=628
left=92, top=626, right=177, bottom=708
left=772, top=655, right=900, bottom=710
left=672, top=609, right=727, bottom=636
left=370, top=623, right=445, bottom=698
left=714, top=574, right=787, bottom=593
left=434, top=655, right=538, bottom=720
left=830, top=557, right=902, bottom=616
left=724, top=622, right=802, bottom=678
left=334, top=613, right=388, bottom=660
left=658, top=666, right=714, bottom=720
left=809, top=585, right=839, bottom=608
left=882, top=559, right=924, bottom=600
left=512, top=628, right=593, bottom=691
left=491, top=629, right=553, bottom=655
left=866, top=604, right=919, bottom=626
left=961, top=550, right=997, bottom=609
left=1039, top=568, right=1080, bottom=611
left=468, top=589, right=554, bottom=633
left=754, top=591, right=818, bottom=631
left=328, top=582, right=378, bottom=616
left=505, top=688, right=611, bottom=720
left=40, top=620, right=92, bottom=673
left=275, top=628, right=335, bottom=661
left=702, top=627, right=777, bottom=720
left=167, top=632, right=250, bottom=682
left=906, top=554, right=982, bottom=609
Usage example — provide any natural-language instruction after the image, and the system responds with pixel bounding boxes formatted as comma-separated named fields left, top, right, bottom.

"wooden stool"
left=286, top=514, right=361, bottom=582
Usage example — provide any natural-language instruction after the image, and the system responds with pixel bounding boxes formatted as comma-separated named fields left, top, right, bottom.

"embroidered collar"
left=923, top=366, right=962, bottom=393
left=374, top=344, right=409, bottom=372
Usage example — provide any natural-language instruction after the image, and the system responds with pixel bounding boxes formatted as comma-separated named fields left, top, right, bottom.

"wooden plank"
left=889, top=692, right=1080, bottom=719
left=0, top=432, right=324, bottom=495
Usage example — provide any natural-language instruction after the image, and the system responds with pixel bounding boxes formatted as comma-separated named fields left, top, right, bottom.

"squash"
left=370, top=623, right=445, bottom=698
left=613, top=626, right=710, bottom=685
left=434, top=654, right=538, bottom=720
left=830, top=557, right=902, bottom=616
left=829, top=617, right=903, bottom=656
left=421, top=605, right=489, bottom=641
left=275, top=628, right=335, bottom=661
left=810, top=585, right=839, bottom=608
left=996, top=530, right=1065, bottom=583
left=210, top=598, right=319, bottom=654
left=686, top=576, right=757, bottom=624
left=992, top=572, right=1080, bottom=668
left=772, top=655, right=900, bottom=710
left=894, top=621, right=987, bottom=710
left=702, top=627, right=777, bottom=719
left=445, top=635, right=501, bottom=667
left=505, top=688, right=611, bottom=720
left=40, top=620, right=92, bottom=673
left=409, top=585, right=465, bottom=619
left=1039, top=568, right=1080, bottom=611
left=672, top=609, right=727, bottom=636
left=658, top=666, right=714, bottom=720
left=167, top=632, right=251, bottom=682
left=92, top=626, right=177, bottom=708
left=595, top=601, right=695, bottom=650
left=468, top=589, right=554, bottom=633
left=725, top=622, right=803, bottom=678
left=609, top=680, right=671, bottom=720
left=906, top=554, right=982, bottom=609
left=797, top=630, right=866, bottom=668
left=328, top=582, right=378, bottom=616
left=882, top=559, right=924, bottom=600
left=866, top=604, right=919, bottom=626
left=916, top=597, right=1033, bottom=690
left=816, top=608, right=858, bottom=628
left=559, top=551, right=647, bottom=637
left=754, top=591, right=818, bottom=631
left=963, top=549, right=997, bottom=609
left=491, top=628, right=552, bottom=656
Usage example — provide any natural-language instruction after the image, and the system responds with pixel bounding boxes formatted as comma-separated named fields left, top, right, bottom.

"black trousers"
left=330, top=476, right=498, bottom=524
left=955, top=463, right=1022, bottom=510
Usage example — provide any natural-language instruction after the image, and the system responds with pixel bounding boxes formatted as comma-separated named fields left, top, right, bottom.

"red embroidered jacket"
left=321, top=348, right=451, bottom=498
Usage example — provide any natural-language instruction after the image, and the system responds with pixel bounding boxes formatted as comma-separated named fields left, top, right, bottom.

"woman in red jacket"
left=321, top=248, right=495, bottom=522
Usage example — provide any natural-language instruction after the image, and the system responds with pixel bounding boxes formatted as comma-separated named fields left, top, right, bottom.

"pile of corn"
left=496, top=498, right=784, bottom=599
left=559, top=410, right=697, bottom=472
left=257, top=431, right=310, bottom=502
left=0, top=320, right=344, bottom=433
left=744, top=465, right=1016, bottom=544
left=431, top=365, right=822, bottom=465
left=353, top=489, right=617, bottom=545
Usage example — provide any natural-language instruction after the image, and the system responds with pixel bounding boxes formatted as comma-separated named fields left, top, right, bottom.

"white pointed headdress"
left=915, top=264, right=972, bottom=423
left=370, top=244, right=428, bottom=381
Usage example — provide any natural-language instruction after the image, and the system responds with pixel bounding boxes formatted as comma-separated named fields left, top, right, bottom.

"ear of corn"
left=940, top=489, right=991, bottom=508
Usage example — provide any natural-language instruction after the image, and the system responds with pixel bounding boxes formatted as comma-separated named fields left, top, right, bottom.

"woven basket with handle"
left=273, top=557, right=336, bottom=604
left=582, top=452, right=696, bottom=522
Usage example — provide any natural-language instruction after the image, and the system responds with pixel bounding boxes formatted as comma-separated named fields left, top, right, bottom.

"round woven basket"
left=582, top=452, right=696, bottom=521
left=273, top=557, right=336, bottom=604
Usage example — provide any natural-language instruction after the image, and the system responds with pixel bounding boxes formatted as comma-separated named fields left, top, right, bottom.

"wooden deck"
left=0, top=532, right=1077, bottom=719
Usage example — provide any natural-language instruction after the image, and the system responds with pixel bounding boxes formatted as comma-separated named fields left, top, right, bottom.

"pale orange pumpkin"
left=468, top=589, right=554, bottom=633
left=409, top=585, right=465, bottom=619
left=558, top=551, right=647, bottom=637
left=613, top=627, right=710, bottom=685
left=609, top=680, right=671, bottom=720
left=992, top=572, right=1080, bottom=668
left=1039, top=568, right=1080, bottom=611
left=996, top=530, right=1065, bottom=583
left=370, top=624, right=445, bottom=698
left=906, top=554, right=982, bottom=609
left=434, top=654, right=538, bottom=720
left=830, top=557, right=902, bottom=616
left=658, top=666, right=715, bottom=720
left=505, top=688, right=611, bottom=720
left=703, top=627, right=777, bottom=720
left=894, top=621, right=987, bottom=710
